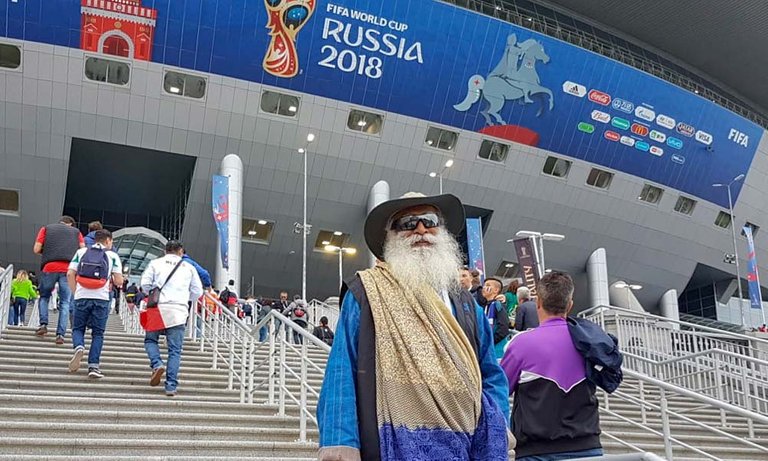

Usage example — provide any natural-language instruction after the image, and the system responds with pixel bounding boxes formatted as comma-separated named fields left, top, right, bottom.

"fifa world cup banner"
left=212, top=175, right=230, bottom=270
left=466, top=218, right=486, bottom=282
left=514, top=238, right=540, bottom=297
left=743, top=226, right=763, bottom=310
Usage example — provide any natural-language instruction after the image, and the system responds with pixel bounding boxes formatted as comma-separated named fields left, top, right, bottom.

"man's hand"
left=66, top=270, right=77, bottom=295
left=495, top=294, right=506, bottom=303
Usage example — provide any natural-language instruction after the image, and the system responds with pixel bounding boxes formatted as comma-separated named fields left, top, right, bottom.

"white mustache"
left=405, top=233, right=438, bottom=245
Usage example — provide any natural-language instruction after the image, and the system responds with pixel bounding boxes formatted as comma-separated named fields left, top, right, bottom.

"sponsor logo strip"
left=649, top=145, right=664, bottom=157
left=612, top=98, right=635, bottom=114
left=676, top=122, right=695, bottom=137
left=635, top=106, right=656, bottom=122
left=635, top=141, right=650, bottom=152
left=649, top=130, right=667, bottom=143
left=604, top=130, right=620, bottom=142
left=578, top=122, right=595, bottom=134
left=671, top=154, right=685, bottom=164
left=611, top=117, right=630, bottom=130
left=591, top=110, right=611, bottom=123
left=631, top=123, right=649, bottom=137
left=695, top=130, right=713, bottom=145
left=667, top=137, right=683, bottom=149
left=620, top=136, right=635, bottom=147
left=656, top=114, right=676, bottom=129
left=588, top=89, right=611, bottom=106
left=562, top=81, right=587, bottom=97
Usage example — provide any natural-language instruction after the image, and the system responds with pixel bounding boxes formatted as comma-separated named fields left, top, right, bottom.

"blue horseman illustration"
left=455, top=34, right=554, bottom=124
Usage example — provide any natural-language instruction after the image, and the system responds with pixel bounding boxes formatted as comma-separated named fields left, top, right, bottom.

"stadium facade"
left=1, top=0, right=767, bottom=325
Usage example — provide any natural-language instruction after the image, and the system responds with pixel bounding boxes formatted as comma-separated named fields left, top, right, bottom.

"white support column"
left=215, top=154, right=243, bottom=293
left=367, top=180, right=390, bottom=267
left=660, top=289, right=681, bottom=329
left=587, top=248, right=610, bottom=307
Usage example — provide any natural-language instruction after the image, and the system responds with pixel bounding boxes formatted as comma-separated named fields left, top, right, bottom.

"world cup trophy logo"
left=263, top=0, right=316, bottom=78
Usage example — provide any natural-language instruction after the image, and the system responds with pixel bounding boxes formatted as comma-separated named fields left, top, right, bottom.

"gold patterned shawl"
left=358, top=263, right=482, bottom=433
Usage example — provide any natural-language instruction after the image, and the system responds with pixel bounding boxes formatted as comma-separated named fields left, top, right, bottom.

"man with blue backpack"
left=66, top=229, right=123, bottom=379
left=501, top=271, right=622, bottom=461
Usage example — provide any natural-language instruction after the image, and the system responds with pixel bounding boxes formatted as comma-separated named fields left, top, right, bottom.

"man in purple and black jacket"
left=501, top=271, right=602, bottom=461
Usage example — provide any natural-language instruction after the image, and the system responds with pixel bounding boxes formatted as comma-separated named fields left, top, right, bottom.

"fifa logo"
left=263, top=0, right=316, bottom=78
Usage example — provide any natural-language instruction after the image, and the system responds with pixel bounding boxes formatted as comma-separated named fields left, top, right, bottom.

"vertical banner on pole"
left=466, top=218, right=486, bottom=281
left=743, top=226, right=763, bottom=311
left=514, top=238, right=541, bottom=297
left=212, top=175, right=230, bottom=270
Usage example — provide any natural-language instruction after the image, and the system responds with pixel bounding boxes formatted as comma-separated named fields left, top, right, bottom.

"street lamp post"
left=325, top=245, right=357, bottom=291
left=428, top=159, right=454, bottom=194
left=298, top=133, right=316, bottom=302
left=614, top=281, right=642, bottom=309
left=713, top=174, right=746, bottom=327
left=508, top=230, right=565, bottom=277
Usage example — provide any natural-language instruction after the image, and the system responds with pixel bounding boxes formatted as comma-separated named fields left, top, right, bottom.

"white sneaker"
left=69, top=347, right=84, bottom=373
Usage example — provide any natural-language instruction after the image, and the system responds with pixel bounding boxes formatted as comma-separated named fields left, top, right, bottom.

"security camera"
left=706, top=145, right=715, bottom=153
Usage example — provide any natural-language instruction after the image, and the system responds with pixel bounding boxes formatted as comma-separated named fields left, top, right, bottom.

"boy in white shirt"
left=66, top=229, right=123, bottom=378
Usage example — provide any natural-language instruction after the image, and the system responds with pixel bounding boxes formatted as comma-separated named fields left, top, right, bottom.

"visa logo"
left=728, top=129, right=749, bottom=147
left=635, top=141, right=650, bottom=152
left=667, top=137, right=683, bottom=149
left=695, top=130, right=713, bottom=146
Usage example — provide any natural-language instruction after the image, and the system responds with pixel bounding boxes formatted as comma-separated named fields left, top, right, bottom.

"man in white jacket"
left=140, top=240, right=203, bottom=396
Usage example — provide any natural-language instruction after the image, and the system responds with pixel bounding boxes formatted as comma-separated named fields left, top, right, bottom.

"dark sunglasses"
left=391, top=213, right=441, bottom=232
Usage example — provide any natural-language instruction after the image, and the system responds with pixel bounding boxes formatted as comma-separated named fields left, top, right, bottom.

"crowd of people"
left=2, top=193, right=631, bottom=460
left=3, top=216, right=333, bottom=397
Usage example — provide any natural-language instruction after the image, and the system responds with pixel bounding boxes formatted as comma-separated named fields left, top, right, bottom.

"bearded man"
left=317, top=193, right=512, bottom=461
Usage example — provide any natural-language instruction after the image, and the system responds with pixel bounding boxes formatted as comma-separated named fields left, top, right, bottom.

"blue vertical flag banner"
left=466, top=218, right=486, bottom=282
left=212, top=175, right=230, bottom=270
left=743, top=226, right=763, bottom=310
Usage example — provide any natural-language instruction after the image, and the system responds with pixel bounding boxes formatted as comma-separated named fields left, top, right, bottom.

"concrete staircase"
left=2, top=310, right=766, bottom=460
left=0, top=312, right=324, bottom=460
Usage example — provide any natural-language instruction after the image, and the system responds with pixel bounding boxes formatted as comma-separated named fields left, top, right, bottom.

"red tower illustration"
left=80, top=0, right=158, bottom=61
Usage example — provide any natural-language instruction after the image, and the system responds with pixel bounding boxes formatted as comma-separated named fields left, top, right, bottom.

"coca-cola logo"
left=588, top=89, right=611, bottom=106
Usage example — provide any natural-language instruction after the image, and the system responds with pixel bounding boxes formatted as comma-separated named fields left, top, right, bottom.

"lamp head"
left=306, top=133, right=316, bottom=143
left=444, top=159, right=454, bottom=168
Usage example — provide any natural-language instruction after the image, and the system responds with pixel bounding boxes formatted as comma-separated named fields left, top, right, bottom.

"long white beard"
left=383, top=228, right=464, bottom=294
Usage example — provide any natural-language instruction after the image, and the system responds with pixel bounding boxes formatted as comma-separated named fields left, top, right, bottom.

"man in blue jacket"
left=317, top=192, right=512, bottom=461
left=182, top=251, right=212, bottom=289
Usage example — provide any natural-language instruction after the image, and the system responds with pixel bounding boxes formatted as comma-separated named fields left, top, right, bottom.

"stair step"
left=0, top=437, right=319, bottom=457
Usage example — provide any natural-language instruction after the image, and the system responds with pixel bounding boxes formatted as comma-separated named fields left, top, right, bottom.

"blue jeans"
left=259, top=325, right=268, bottom=342
left=517, top=448, right=604, bottom=461
left=144, top=324, right=186, bottom=392
left=72, top=299, right=110, bottom=368
left=9, top=298, right=27, bottom=325
left=38, top=272, right=73, bottom=336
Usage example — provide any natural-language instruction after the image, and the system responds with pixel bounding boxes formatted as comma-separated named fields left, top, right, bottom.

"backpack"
left=567, top=317, right=623, bottom=393
left=76, top=247, right=111, bottom=289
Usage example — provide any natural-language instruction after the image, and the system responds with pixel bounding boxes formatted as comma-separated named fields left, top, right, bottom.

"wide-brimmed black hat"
left=364, top=192, right=466, bottom=260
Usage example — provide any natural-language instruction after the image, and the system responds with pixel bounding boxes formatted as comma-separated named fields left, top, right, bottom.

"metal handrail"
left=580, top=305, right=768, bottom=346
left=0, top=265, right=13, bottom=338
left=600, top=369, right=768, bottom=460
left=307, top=298, right=340, bottom=331
left=187, top=293, right=331, bottom=442
left=584, top=306, right=768, bottom=429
